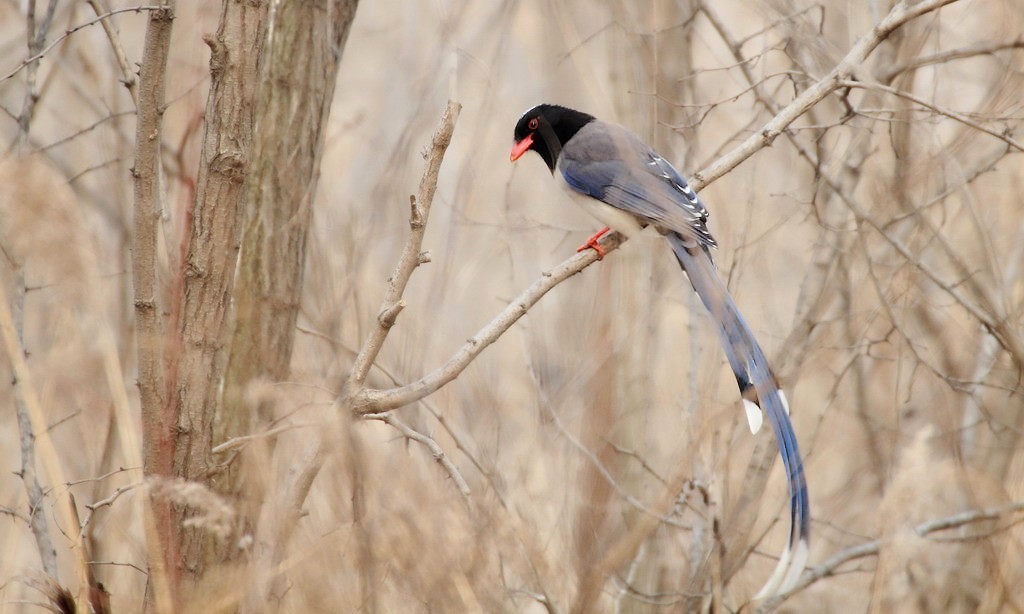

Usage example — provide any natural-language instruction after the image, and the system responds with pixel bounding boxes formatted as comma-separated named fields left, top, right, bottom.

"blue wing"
left=558, top=121, right=717, bottom=247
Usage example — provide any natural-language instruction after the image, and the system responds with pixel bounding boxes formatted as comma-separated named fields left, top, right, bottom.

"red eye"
left=528, top=118, right=539, bottom=130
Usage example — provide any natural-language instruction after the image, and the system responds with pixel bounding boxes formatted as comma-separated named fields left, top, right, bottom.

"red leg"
left=576, top=227, right=611, bottom=260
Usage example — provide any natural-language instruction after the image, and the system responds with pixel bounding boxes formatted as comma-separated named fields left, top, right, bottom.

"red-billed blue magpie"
left=511, top=104, right=809, bottom=598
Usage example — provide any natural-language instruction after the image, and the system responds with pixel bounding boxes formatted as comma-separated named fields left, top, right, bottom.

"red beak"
left=510, top=134, right=534, bottom=162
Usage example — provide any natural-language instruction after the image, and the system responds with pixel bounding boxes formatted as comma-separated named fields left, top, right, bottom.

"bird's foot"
left=576, top=227, right=611, bottom=260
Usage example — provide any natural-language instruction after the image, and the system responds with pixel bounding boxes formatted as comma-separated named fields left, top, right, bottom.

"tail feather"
left=667, top=232, right=810, bottom=599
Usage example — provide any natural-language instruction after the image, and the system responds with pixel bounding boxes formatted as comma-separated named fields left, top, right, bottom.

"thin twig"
left=1, top=6, right=165, bottom=84
left=85, top=0, right=140, bottom=107
left=298, top=324, right=509, bottom=507
left=841, top=79, right=1024, bottom=152
left=13, top=0, right=59, bottom=150
left=0, top=505, right=30, bottom=523
left=79, top=482, right=143, bottom=536
left=64, top=466, right=140, bottom=488
left=422, top=403, right=508, bottom=508
left=88, top=560, right=149, bottom=576
left=689, top=0, right=961, bottom=192
left=523, top=349, right=691, bottom=529
left=211, top=422, right=314, bottom=454
left=38, top=110, right=135, bottom=152
left=363, top=412, right=472, bottom=499
left=543, top=396, right=689, bottom=528
left=878, top=38, right=1024, bottom=82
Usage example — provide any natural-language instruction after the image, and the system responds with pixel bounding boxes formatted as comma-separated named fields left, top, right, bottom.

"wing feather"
left=558, top=122, right=717, bottom=247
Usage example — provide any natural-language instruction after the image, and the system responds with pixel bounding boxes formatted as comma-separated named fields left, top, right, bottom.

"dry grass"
left=2, top=0, right=1024, bottom=612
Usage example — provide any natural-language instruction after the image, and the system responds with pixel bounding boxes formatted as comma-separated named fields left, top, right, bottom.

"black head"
left=511, top=104, right=595, bottom=172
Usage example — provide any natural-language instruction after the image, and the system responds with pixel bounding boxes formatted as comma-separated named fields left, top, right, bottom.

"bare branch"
left=7, top=266, right=57, bottom=577
left=690, top=0, right=961, bottom=191
left=299, top=324, right=509, bottom=506
left=840, top=189, right=1024, bottom=366
left=345, top=101, right=462, bottom=390
left=211, top=422, right=314, bottom=454
left=264, top=102, right=463, bottom=585
left=760, top=501, right=1024, bottom=610
left=86, top=0, right=141, bottom=107
left=0, top=270, right=89, bottom=600
left=79, top=482, right=143, bottom=537
left=363, top=412, right=471, bottom=499
left=841, top=79, right=1024, bottom=152
left=12, top=0, right=58, bottom=150
left=351, top=232, right=622, bottom=414
left=521, top=343, right=691, bottom=528
left=878, top=38, right=1024, bottom=82
left=1, top=6, right=165, bottom=84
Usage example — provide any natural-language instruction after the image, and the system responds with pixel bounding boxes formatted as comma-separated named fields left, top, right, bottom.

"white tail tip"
left=778, top=390, right=791, bottom=416
left=780, top=539, right=809, bottom=593
left=743, top=399, right=764, bottom=434
left=753, top=538, right=809, bottom=600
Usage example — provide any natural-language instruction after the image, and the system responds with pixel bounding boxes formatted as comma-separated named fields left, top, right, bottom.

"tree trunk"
left=169, top=0, right=268, bottom=591
left=217, top=0, right=360, bottom=555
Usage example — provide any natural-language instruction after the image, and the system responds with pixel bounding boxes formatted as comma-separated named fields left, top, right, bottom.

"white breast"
left=555, top=161, right=645, bottom=239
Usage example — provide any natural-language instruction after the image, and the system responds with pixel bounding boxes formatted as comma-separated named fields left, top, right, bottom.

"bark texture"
left=170, top=0, right=269, bottom=586
left=221, top=0, right=359, bottom=446
left=217, top=0, right=359, bottom=543
left=130, top=2, right=176, bottom=607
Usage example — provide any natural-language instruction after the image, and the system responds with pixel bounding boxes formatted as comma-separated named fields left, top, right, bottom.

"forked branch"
left=691, top=0, right=961, bottom=191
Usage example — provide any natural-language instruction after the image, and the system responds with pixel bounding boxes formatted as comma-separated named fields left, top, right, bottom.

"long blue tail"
left=667, top=232, right=810, bottom=598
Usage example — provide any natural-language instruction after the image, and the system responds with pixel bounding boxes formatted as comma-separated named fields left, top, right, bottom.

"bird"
left=510, top=103, right=810, bottom=599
